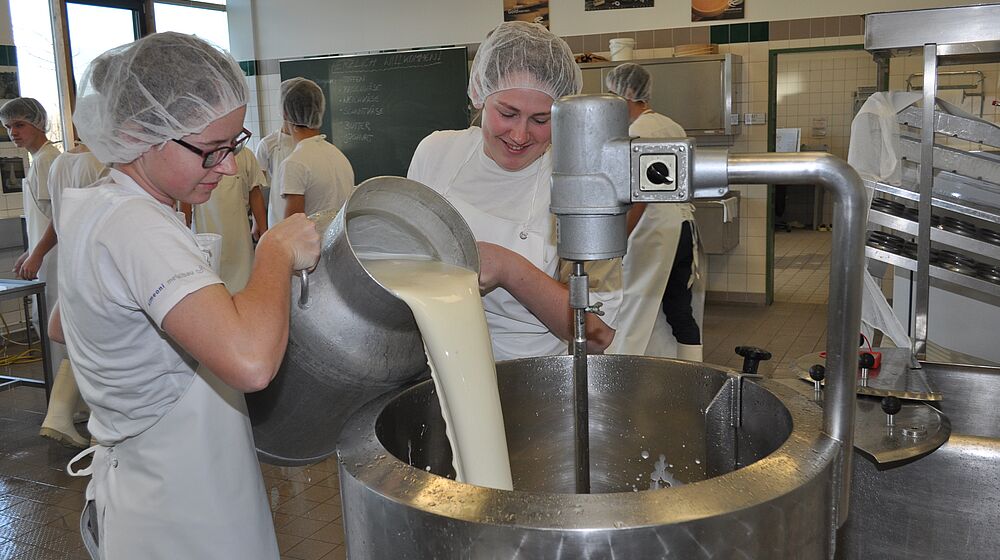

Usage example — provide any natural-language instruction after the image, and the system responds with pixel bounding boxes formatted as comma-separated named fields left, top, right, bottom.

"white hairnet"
left=73, top=32, right=249, bottom=165
left=0, top=97, right=48, bottom=131
left=468, top=21, right=581, bottom=109
left=282, top=77, right=325, bottom=129
left=605, top=63, right=651, bottom=103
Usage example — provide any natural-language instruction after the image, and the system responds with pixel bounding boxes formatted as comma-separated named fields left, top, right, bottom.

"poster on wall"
left=691, top=0, right=744, bottom=22
left=585, top=0, right=653, bottom=11
left=0, top=157, right=25, bottom=194
left=503, top=1, right=550, bottom=28
left=0, top=73, right=19, bottom=100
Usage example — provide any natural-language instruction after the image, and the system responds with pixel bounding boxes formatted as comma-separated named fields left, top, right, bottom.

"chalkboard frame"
left=279, top=46, right=471, bottom=183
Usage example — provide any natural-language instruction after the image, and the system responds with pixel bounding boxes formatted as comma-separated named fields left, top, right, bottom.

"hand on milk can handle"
left=264, top=213, right=322, bottom=272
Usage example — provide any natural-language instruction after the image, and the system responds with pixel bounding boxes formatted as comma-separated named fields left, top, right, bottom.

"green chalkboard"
left=280, top=47, right=470, bottom=183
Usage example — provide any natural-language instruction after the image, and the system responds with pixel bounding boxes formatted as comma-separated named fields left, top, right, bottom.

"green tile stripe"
left=238, top=60, right=257, bottom=77
left=0, top=45, right=17, bottom=67
left=711, top=22, right=769, bottom=44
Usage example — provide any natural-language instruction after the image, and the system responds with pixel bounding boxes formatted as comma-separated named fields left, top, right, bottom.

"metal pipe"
left=914, top=44, right=937, bottom=359
left=726, top=152, right=866, bottom=529
left=570, top=261, right=591, bottom=494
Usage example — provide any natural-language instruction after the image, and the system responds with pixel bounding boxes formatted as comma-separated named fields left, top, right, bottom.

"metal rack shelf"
left=865, top=178, right=1000, bottom=225
left=897, top=105, right=1000, bottom=149
left=867, top=209, right=1000, bottom=262
left=865, top=3, right=1000, bottom=360
left=899, top=136, right=1000, bottom=185
left=865, top=246, right=1000, bottom=298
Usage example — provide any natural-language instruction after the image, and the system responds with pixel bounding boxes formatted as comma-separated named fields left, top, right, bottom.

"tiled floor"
left=0, top=257, right=832, bottom=558
left=773, top=229, right=832, bottom=304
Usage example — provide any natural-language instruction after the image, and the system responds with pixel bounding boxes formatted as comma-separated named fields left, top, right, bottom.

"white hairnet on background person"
left=0, top=97, right=48, bottom=131
left=282, top=77, right=325, bottom=129
left=605, top=63, right=651, bottom=103
left=73, top=32, right=248, bottom=165
left=468, top=21, right=582, bottom=109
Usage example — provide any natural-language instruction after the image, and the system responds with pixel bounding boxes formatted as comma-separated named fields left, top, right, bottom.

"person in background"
left=407, top=21, right=619, bottom=361
left=256, top=104, right=294, bottom=233
left=185, top=147, right=268, bottom=293
left=54, top=32, right=319, bottom=559
left=270, top=77, right=354, bottom=225
left=26, top=143, right=108, bottom=448
left=603, top=62, right=704, bottom=361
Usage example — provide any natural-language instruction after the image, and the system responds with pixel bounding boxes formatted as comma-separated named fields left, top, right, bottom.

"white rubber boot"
left=39, top=360, right=89, bottom=449
left=677, top=343, right=703, bottom=362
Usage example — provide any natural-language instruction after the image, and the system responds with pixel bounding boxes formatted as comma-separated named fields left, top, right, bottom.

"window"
left=153, top=2, right=230, bottom=51
left=65, top=3, right=140, bottom=89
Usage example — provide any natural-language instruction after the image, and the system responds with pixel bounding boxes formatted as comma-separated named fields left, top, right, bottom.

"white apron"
left=69, top=365, right=278, bottom=560
left=608, top=204, right=705, bottom=357
left=441, top=139, right=565, bottom=361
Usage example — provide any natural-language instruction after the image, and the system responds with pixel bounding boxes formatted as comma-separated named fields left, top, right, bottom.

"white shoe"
left=677, top=343, right=703, bottom=362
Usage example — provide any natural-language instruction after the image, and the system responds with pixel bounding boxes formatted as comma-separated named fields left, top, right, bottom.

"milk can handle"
left=298, top=269, right=311, bottom=310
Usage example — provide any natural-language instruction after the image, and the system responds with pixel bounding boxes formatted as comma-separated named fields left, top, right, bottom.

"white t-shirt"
left=193, top=149, right=265, bottom=293
left=273, top=135, right=354, bottom=224
left=254, top=130, right=294, bottom=183
left=49, top=150, right=108, bottom=235
left=58, top=169, right=223, bottom=444
left=23, top=142, right=60, bottom=251
left=408, top=127, right=621, bottom=361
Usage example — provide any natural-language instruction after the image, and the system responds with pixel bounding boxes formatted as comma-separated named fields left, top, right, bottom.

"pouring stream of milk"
left=360, top=257, right=514, bottom=491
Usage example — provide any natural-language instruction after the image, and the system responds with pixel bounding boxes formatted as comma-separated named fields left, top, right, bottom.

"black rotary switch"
left=646, top=161, right=673, bottom=185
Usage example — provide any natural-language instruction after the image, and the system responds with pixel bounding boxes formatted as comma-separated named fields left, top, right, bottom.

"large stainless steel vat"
left=339, top=356, right=841, bottom=558
left=247, top=177, right=478, bottom=465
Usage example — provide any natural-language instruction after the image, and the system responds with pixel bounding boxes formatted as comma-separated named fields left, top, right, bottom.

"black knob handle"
left=881, top=396, right=902, bottom=416
left=735, top=346, right=772, bottom=374
left=646, top=161, right=673, bottom=185
left=859, top=352, right=876, bottom=369
left=808, top=364, right=826, bottom=382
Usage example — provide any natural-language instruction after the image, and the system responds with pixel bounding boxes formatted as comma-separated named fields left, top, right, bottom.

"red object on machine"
left=820, top=333, right=882, bottom=369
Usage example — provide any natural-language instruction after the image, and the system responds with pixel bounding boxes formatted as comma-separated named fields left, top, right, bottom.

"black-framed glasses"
left=172, top=128, right=252, bottom=168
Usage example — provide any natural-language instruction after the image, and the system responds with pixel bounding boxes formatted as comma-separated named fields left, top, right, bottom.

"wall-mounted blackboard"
left=280, top=47, right=470, bottom=183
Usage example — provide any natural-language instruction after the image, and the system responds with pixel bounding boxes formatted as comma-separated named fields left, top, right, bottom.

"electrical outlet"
left=743, top=113, right=767, bottom=125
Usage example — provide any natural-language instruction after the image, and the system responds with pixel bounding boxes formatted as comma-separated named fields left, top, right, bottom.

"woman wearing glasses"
left=52, top=33, right=319, bottom=559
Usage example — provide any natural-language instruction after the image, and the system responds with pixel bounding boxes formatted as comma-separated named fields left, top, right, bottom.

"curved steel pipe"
left=724, top=152, right=866, bottom=529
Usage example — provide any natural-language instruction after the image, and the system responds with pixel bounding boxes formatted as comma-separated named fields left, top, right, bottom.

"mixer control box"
left=630, top=138, right=694, bottom=203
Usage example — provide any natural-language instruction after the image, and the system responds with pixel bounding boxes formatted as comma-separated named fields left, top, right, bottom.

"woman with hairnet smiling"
left=408, top=21, right=620, bottom=361
left=52, top=32, right=319, bottom=559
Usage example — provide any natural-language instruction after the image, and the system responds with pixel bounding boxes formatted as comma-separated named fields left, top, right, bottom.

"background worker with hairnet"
left=270, top=77, right=355, bottom=226
left=603, top=63, right=705, bottom=361
left=51, top=32, right=320, bottom=559
left=407, top=21, right=619, bottom=360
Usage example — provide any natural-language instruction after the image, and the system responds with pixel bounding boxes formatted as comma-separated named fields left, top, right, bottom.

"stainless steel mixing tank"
left=339, top=357, right=841, bottom=558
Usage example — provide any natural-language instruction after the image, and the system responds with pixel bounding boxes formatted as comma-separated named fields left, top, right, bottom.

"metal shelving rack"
left=864, top=4, right=1000, bottom=359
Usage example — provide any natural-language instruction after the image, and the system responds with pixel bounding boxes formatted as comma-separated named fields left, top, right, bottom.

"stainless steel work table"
left=0, top=279, right=53, bottom=400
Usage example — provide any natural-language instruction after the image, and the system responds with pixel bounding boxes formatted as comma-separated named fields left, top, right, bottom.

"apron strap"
left=67, top=445, right=100, bottom=477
